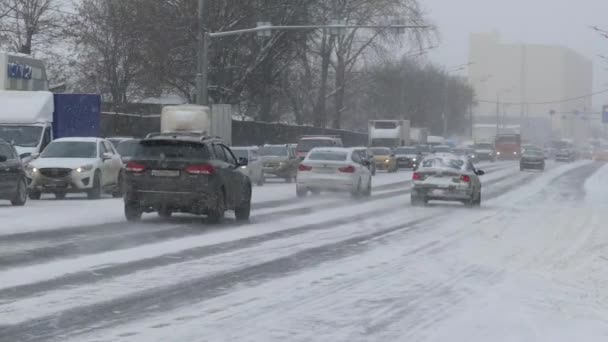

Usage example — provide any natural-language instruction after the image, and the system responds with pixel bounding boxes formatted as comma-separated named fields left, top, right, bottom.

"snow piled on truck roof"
left=0, top=91, right=54, bottom=124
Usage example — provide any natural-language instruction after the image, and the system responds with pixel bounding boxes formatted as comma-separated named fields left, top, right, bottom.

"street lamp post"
left=194, top=12, right=429, bottom=105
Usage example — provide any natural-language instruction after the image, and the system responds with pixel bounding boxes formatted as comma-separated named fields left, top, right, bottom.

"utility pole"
left=495, top=93, right=500, bottom=135
left=196, top=0, right=208, bottom=105
left=442, top=78, right=449, bottom=137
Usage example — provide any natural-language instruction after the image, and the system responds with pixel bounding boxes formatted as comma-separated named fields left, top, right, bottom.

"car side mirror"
left=476, top=170, right=485, bottom=176
left=102, top=152, right=113, bottom=161
left=238, top=157, right=249, bottom=167
left=19, top=152, right=31, bottom=160
left=0, top=155, right=7, bottom=162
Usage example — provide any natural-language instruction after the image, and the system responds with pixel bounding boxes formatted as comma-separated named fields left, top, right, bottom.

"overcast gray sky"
left=422, top=0, right=608, bottom=111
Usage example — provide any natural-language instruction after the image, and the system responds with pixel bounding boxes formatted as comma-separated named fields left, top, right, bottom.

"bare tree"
left=0, top=0, right=62, bottom=54
left=68, top=0, right=143, bottom=104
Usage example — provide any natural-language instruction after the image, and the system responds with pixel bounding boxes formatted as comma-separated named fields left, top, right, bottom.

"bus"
left=495, top=134, right=521, bottom=160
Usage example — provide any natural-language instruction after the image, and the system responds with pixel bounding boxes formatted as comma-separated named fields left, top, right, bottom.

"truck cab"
left=0, top=91, right=54, bottom=161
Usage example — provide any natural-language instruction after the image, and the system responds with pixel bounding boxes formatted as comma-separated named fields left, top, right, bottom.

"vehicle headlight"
left=513, top=152, right=518, bottom=155
left=27, top=165, right=38, bottom=173
left=279, top=161, right=285, bottom=167
left=412, top=157, right=417, bottom=161
left=385, top=159, right=390, bottom=163
left=75, top=164, right=94, bottom=173
left=496, top=152, right=501, bottom=155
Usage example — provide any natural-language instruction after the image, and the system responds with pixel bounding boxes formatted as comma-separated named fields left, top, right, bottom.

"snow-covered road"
left=1, top=160, right=607, bottom=341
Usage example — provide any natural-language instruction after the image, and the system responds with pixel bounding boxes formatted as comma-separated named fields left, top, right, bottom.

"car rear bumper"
left=263, top=166, right=292, bottom=177
left=126, top=189, right=219, bottom=212
left=412, top=184, right=472, bottom=201
left=521, top=160, right=544, bottom=168
left=297, top=173, right=357, bottom=192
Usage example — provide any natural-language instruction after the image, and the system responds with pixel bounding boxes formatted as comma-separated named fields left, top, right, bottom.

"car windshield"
left=41, top=141, right=97, bottom=158
left=116, top=140, right=140, bottom=158
left=135, top=140, right=209, bottom=159
left=231, top=149, right=249, bottom=159
left=0, top=125, right=42, bottom=147
left=523, top=150, right=544, bottom=158
left=259, top=145, right=288, bottom=156
left=371, top=148, right=391, bottom=155
left=416, top=145, right=431, bottom=153
left=475, top=143, right=493, bottom=150
left=308, top=151, right=347, bottom=161
left=394, top=147, right=417, bottom=154
left=297, top=139, right=336, bottom=152
left=420, top=156, right=466, bottom=170
left=433, top=146, right=452, bottom=153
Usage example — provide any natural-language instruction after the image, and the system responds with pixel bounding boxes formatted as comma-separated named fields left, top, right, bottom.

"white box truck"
left=159, top=104, right=232, bottom=145
left=368, top=120, right=410, bottom=148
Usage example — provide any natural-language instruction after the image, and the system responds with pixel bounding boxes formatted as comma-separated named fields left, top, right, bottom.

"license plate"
left=151, top=170, right=180, bottom=177
left=44, top=182, right=67, bottom=189
left=315, top=168, right=334, bottom=173
left=431, top=189, right=446, bottom=196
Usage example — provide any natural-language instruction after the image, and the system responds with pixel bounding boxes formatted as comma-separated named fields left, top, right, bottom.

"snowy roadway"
left=1, top=160, right=608, bottom=341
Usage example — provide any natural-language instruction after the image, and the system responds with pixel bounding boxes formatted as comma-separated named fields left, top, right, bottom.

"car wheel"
left=296, top=186, right=307, bottom=198
left=87, top=171, right=102, bottom=200
left=235, top=184, right=252, bottom=222
left=54, top=191, right=67, bottom=200
left=257, top=172, right=265, bottom=186
left=125, top=201, right=142, bottom=222
left=473, top=191, right=482, bottom=207
left=207, top=190, right=225, bottom=224
left=351, top=179, right=362, bottom=198
left=285, top=176, right=293, bottom=183
left=363, top=179, right=372, bottom=197
left=411, top=194, right=426, bottom=206
left=28, top=190, right=41, bottom=200
left=11, top=178, right=27, bottom=206
left=112, top=172, right=124, bottom=198
left=158, top=207, right=172, bottom=218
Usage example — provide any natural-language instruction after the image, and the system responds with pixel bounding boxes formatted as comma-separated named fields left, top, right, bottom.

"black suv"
left=123, top=134, right=252, bottom=223
left=0, top=139, right=27, bottom=206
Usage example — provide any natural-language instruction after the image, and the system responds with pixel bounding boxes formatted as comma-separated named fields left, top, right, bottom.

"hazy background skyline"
left=422, top=0, right=608, bottom=111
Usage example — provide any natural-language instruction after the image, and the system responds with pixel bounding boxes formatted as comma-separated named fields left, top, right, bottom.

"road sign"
left=603, top=105, right=608, bottom=124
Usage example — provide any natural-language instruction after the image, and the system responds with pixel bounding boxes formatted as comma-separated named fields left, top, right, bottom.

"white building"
left=468, top=32, right=593, bottom=145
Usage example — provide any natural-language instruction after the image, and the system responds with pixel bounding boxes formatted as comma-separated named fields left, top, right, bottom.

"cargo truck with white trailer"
left=0, top=91, right=101, bottom=161
left=368, top=120, right=410, bottom=148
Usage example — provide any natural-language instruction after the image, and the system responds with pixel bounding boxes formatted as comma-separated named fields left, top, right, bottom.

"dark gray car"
left=259, top=144, right=299, bottom=182
left=123, top=136, right=252, bottom=223
left=520, top=149, right=545, bottom=171
left=0, top=139, right=27, bottom=206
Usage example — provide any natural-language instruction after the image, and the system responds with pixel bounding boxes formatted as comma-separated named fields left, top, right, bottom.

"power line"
left=477, top=88, right=608, bottom=105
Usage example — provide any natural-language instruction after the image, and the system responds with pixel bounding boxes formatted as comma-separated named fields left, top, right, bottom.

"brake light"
left=185, top=164, right=215, bottom=175
left=338, top=165, right=356, bottom=173
left=460, top=175, right=471, bottom=183
left=126, top=162, right=146, bottom=173
left=413, top=172, right=423, bottom=181
left=298, top=164, right=312, bottom=171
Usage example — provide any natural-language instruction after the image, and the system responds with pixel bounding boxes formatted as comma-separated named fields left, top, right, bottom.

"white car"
left=27, top=137, right=123, bottom=199
left=296, top=147, right=372, bottom=198
left=231, top=146, right=265, bottom=186
left=411, top=153, right=485, bottom=207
